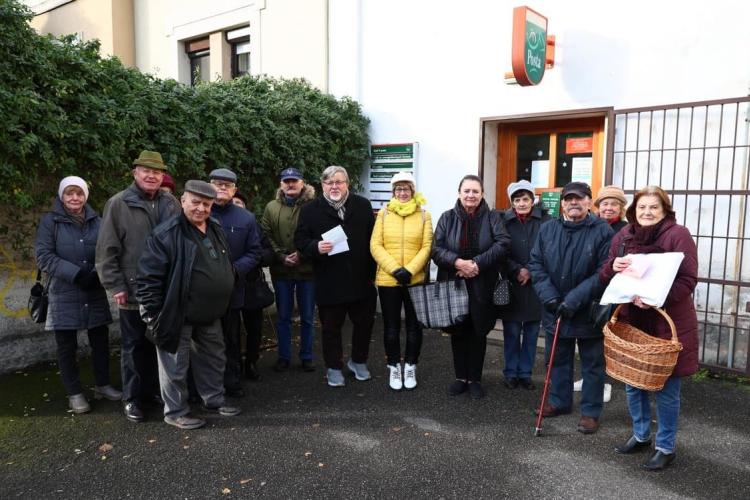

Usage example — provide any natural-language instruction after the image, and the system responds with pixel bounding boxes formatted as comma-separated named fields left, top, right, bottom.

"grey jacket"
left=96, top=182, right=179, bottom=309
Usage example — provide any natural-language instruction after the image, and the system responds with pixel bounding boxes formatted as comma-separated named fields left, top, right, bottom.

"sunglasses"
left=202, top=237, right=219, bottom=259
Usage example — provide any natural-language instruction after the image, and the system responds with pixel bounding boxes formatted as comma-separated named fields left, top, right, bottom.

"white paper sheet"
left=531, top=160, right=550, bottom=188
left=321, top=225, right=349, bottom=255
left=599, top=252, right=685, bottom=308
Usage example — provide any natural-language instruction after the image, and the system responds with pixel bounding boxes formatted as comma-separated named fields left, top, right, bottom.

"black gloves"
left=557, top=302, right=576, bottom=319
left=543, top=298, right=561, bottom=314
left=79, top=270, right=101, bottom=290
left=393, top=267, right=412, bottom=286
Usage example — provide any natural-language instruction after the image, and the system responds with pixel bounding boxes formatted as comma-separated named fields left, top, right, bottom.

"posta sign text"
left=511, top=6, right=548, bottom=86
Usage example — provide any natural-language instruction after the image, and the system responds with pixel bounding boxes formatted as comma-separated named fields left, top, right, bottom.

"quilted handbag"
left=408, top=274, right=469, bottom=329
left=492, top=274, right=512, bottom=307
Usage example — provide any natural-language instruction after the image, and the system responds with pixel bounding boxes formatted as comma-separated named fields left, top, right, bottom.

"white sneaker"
left=68, top=394, right=91, bottom=414
left=388, top=364, right=403, bottom=391
left=403, top=363, right=417, bottom=390
left=573, top=379, right=583, bottom=392
left=603, top=383, right=612, bottom=403
left=94, top=385, right=123, bottom=401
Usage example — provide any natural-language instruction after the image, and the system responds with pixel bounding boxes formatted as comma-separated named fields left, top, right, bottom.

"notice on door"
left=531, top=160, right=550, bottom=188
left=571, top=157, right=593, bottom=184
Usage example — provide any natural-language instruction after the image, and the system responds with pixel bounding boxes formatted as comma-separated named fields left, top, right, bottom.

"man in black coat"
left=528, top=182, right=614, bottom=435
left=294, top=166, right=377, bottom=387
left=136, top=180, right=241, bottom=430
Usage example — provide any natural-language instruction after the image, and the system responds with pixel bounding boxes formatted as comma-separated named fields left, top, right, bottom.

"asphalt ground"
left=1, top=315, right=749, bottom=500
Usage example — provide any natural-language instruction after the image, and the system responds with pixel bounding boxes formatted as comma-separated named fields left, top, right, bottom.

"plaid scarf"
left=324, top=190, right=350, bottom=220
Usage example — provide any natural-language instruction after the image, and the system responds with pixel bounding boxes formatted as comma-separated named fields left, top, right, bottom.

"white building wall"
left=328, top=0, right=750, bottom=218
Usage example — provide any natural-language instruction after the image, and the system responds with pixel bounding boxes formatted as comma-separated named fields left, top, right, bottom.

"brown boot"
left=577, top=416, right=599, bottom=434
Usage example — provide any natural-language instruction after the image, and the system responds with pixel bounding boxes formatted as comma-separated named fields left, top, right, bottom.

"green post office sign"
left=511, top=7, right=548, bottom=87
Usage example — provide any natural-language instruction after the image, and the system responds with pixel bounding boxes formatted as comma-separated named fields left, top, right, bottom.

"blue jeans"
left=626, top=376, right=681, bottom=453
left=273, top=279, right=315, bottom=361
left=545, top=333, right=605, bottom=418
left=502, top=320, right=540, bottom=378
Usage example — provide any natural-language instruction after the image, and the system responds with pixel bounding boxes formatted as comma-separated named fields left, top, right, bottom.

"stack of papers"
left=322, top=225, right=349, bottom=255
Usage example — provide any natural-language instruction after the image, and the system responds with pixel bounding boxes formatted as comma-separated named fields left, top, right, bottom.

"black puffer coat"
left=529, top=213, right=614, bottom=338
left=497, top=204, right=551, bottom=323
left=34, top=199, right=112, bottom=331
left=432, top=202, right=511, bottom=337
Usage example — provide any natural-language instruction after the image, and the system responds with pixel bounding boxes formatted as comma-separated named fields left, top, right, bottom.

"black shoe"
left=519, top=378, right=536, bottom=390
left=468, top=382, right=485, bottom=400
left=273, top=358, right=290, bottom=372
left=504, top=377, right=519, bottom=389
left=642, top=450, right=675, bottom=471
left=124, top=403, right=146, bottom=423
left=245, top=362, right=263, bottom=381
left=301, top=359, right=317, bottom=372
left=141, top=394, right=165, bottom=408
left=225, top=387, right=245, bottom=398
left=187, top=395, right=202, bottom=405
left=615, top=436, right=653, bottom=454
left=446, top=380, right=468, bottom=396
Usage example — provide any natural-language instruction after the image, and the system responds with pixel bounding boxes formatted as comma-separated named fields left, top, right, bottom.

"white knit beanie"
left=58, top=176, right=89, bottom=202
left=390, top=171, right=416, bottom=193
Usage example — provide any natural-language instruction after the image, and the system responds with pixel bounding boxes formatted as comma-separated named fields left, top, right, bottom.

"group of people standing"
left=34, top=157, right=698, bottom=470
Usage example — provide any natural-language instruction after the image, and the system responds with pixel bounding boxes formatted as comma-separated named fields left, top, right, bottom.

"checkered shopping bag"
left=408, top=278, right=469, bottom=329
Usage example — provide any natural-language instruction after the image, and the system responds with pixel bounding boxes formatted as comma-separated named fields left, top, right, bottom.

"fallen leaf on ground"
left=221, top=488, right=231, bottom=494
left=424, top=433, right=430, bottom=436
left=318, top=462, right=325, bottom=467
left=311, top=423, right=320, bottom=428
left=99, top=443, right=114, bottom=452
left=240, top=479, right=252, bottom=484
left=184, top=436, right=189, bottom=440
left=183, top=446, right=190, bottom=450
left=122, top=454, right=131, bottom=459
left=304, top=452, right=312, bottom=457
left=392, top=426, right=405, bottom=431
left=358, top=394, right=364, bottom=397
left=147, top=439, right=156, bottom=443
left=101, top=455, right=107, bottom=460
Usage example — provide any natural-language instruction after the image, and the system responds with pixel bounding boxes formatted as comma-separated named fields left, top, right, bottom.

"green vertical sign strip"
left=524, top=21, right=546, bottom=85
left=541, top=191, right=560, bottom=218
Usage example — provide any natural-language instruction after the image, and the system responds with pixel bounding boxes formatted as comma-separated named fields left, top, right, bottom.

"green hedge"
left=0, top=1, right=370, bottom=260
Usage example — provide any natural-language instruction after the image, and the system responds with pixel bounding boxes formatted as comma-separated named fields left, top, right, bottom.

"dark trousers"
left=318, top=295, right=376, bottom=370
left=55, top=326, right=110, bottom=395
left=450, top=322, right=488, bottom=382
left=241, top=307, right=264, bottom=366
left=545, top=333, right=605, bottom=418
left=119, top=309, right=160, bottom=404
left=221, top=308, right=242, bottom=391
left=378, top=286, right=423, bottom=365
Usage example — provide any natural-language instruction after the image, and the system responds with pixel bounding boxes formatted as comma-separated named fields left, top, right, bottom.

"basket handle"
left=609, top=303, right=679, bottom=344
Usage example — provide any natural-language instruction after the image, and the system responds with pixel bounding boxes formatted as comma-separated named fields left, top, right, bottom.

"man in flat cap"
left=260, top=167, right=317, bottom=375
left=208, top=168, right=262, bottom=396
left=136, top=180, right=240, bottom=430
left=528, top=181, right=614, bottom=435
left=96, top=150, right=179, bottom=423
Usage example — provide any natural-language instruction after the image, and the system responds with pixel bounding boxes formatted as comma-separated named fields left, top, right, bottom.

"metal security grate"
left=608, top=97, right=750, bottom=375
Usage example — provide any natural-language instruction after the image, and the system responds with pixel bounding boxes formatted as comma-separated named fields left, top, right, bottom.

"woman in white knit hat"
left=370, top=172, right=433, bottom=390
left=33, top=176, right=122, bottom=414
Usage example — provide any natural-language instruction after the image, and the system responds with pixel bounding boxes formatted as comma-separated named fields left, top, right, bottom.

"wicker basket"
left=603, top=304, right=682, bottom=391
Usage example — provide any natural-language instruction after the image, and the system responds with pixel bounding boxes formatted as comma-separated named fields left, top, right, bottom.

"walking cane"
left=535, top=315, right=562, bottom=437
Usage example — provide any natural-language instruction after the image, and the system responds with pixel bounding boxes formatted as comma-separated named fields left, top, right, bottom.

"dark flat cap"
left=184, top=180, right=217, bottom=199
left=561, top=181, right=592, bottom=200
left=209, top=168, right=237, bottom=183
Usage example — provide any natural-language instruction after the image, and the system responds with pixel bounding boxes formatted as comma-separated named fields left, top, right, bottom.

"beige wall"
left=30, top=0, right=135, bottom=67
left=260, top=0, right=328, bottom=90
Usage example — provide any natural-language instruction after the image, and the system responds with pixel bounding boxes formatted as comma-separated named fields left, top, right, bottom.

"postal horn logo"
left=525, top=22, right=546, bottom=84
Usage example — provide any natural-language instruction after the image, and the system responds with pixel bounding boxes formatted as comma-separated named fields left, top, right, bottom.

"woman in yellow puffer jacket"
left=370, top=172, right=433, bottom=391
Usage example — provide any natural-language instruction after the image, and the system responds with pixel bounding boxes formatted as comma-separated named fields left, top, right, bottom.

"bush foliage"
left=0, top=1, right=370, bottom=260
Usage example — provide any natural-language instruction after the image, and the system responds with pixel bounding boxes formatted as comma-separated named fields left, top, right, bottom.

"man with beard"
left=294, top=166, right=377, bottom=387
left=528, top=182, right=614, bottom=434
left=260, top=168, right=317, bottom=374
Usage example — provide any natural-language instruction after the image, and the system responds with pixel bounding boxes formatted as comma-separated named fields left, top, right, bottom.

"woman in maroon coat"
left=599, top=185, right=698, bottom=471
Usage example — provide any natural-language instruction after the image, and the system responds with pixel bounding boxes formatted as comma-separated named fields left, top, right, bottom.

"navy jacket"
left=529, top=212, right=614, bottom=338
left=497, top=204, right=551, bottom=323
left=210, top=202, right=262, bottom=309
left=34, top=199, right=112, bottom=331
left=294, top=193, right=376, bottom=307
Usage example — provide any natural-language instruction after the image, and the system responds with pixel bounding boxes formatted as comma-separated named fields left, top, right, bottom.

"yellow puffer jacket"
left=370, top=206, right=433, bottom=287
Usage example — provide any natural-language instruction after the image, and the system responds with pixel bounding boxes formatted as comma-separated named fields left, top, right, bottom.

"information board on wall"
left=541, top=190, right=561, bottom=218
left=369, top=143, right=418, bottom=211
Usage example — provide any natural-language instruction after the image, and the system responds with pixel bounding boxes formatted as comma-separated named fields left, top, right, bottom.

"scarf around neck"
left=632, top=219, right=667, bottom=254
left=64, top=206, right=86, bottom=229
left=387, top=193, right=427, bottom=217
left=324, top=190, right=350, bottom=220
left=455, top=198, right=488, bottom=259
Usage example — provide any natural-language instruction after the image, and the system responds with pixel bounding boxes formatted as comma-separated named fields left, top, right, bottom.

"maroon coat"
left=599, top=218, right=699, bottom=377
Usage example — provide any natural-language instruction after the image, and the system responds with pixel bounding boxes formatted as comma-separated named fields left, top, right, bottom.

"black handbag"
left=28, top=269, right=49, bottom=323
left=492, top=273, right=512, bottom=307
left=243, top=271, right=275, bottom=311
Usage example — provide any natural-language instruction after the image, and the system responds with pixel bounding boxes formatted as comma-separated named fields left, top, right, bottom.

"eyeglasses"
left=322, top=180, right=347, bottom=187
left=202, top=237, right=219, bottom=259
left=210, top=180, right=235, bottom=189
left=394, top=187, right=412, bottom=193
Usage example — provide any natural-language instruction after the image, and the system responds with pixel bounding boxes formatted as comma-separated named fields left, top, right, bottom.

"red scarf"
left=607, top=217, right=621, bottom=226
left=514, top=209, right=531, bottom=224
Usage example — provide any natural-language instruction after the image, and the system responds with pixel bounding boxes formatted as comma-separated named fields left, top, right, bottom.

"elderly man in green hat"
left=96, top=150, right=180, bottom=423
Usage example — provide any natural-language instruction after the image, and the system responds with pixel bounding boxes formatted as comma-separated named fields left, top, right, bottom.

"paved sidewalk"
left=1, top=315, right=749, bottom=499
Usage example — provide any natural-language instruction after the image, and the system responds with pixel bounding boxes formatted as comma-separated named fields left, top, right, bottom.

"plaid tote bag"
left=409, top=273, right=469, bottom=329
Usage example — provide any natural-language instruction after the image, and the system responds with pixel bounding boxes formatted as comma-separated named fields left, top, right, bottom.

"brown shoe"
left=533, top=403, right=572, bottom=418
left=577, top=416, right=599, bottom=434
